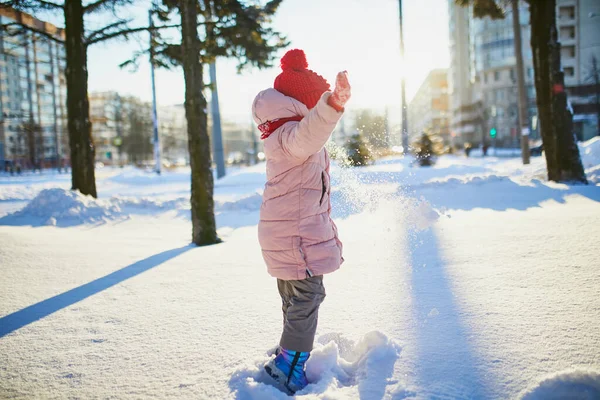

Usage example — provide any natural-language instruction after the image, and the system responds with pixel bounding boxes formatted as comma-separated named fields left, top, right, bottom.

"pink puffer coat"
left=253, top=88, right=344, bottom=280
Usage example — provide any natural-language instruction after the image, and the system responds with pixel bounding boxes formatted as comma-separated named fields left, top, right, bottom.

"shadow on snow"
left=0, top=246, right=192, bottom=338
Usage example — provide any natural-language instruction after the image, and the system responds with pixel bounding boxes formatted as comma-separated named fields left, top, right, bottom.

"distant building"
left=408, top=69, right=450, bottom=144
left=448, top=1, right=480, bottom=147
left=469, top=1, right=537, bottom=148
left=207, top=100, right=259, bottom=165
left=558, top=0, right=600, bottom=140
left=0, top=8, right=67, bottom=170
left=90, top=92, right=188, bottom=165
left=158, top=104, right=187, bottom=163
left=448, top=0, right=600, bottom=148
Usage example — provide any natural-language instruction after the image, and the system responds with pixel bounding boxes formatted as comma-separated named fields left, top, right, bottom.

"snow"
left=230, top=331, right=403, bottom=399
left=2, top=188, right=124, bottom=227
left=520, top=369, right=600, bottom=399
left=1, top=138, right=600, bottom=399
left=580, top=137, right=600, bottom=180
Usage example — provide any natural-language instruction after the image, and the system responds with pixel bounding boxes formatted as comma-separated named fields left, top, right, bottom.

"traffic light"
left=490, top=128, right=497, bottom=138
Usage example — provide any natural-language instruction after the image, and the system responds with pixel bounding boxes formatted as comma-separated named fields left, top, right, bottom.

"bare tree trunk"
left=64, top=0, right=97, bottom=196
left=179, top=0, right=219, bottom=246
left=528, top=0, right=586, bottom=183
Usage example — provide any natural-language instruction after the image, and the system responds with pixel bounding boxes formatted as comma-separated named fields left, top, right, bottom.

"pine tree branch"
left=1, top=0, right=64, bottom=10
left=0, top=21, right=64, bottom=43
left=82, top=0, right=122, bottom=13
left=37, top=0, right=63, bottom=9
left=86, top=23, right=180, bottom=46
left=85, top=19, right=131, bottom=43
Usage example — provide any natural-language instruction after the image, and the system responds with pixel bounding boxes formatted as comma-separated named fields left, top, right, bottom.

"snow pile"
left=111, top=196, right=189, bottom=212
left=228, top=331, right=403, bottom=399
left=579, top=136, right=600, bottom=170
left=112, top=193, right=263, bottom=214
left=520, top=369, right=600, bottom=399
left=420, top=174, right=508, bottom=189
left=579, top=137, right=600, bottom=184
left=3, top=188, right=123, bottom=226
left=585, top=165, right=600, bottom=184
left=0, top=186, right=39, bottom=201
left=107, top=167, right=192, bottom=186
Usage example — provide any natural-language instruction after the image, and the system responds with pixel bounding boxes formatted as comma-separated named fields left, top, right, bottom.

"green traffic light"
left=490, top=128, right=497, bottom=138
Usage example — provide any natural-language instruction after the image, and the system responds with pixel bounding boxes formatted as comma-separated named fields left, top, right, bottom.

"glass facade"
left=0, top=10, right=67, bottom=169
left=467, top=1, right=539, bottom=145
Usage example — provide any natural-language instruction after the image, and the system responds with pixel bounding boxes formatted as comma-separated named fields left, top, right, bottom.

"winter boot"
left=264, top=348, right=309, bottom=394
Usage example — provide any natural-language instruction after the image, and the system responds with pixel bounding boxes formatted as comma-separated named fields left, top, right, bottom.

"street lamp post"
left=209, top=61, right=226, bottom=179
left=398, top=0, right=409, bottom=155
left=149, top=8, right=161, bottom=175
left=511, top=0, right=530, bottom=164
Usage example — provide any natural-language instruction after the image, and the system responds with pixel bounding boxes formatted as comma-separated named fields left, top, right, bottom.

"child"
left=252, top=49, right=351, bottom=393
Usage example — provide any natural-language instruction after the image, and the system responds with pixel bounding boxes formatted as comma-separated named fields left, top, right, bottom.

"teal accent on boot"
left=264, top=348, right=309, bottom=393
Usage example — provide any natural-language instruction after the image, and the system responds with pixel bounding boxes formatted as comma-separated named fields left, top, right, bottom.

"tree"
left=456, top=0, right=587, bottom=183
left=122, top=0, right=286, bottom=246
left=124, top=103, right=153, bottom=165
left=345, top=133, right=372, bottom=167
left=353, top=109, right=388, bottom=150
left=414, top=132, right=434, bottom=166
left=21, top=121, right=43, bottom=169
left=1, top=1, right=177, bottom=197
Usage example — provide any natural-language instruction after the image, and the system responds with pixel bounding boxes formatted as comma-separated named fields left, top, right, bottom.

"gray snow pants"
left=277, top=275, right=326, bottom=353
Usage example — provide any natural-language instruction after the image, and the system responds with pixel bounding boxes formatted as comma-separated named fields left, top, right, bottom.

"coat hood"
left=252, top=88, right=310, bottom=125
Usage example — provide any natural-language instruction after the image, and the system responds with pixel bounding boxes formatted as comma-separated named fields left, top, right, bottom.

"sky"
left=83, top=0, right=450, bottom=126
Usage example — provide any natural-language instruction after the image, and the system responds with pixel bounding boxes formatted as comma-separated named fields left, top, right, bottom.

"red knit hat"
left=274, top=49, right=330, bottom=109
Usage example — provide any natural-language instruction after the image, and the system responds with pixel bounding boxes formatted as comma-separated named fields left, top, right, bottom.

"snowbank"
left=106, top=167, right=192, bottom=186
left=0, top=186, right=39, bottom=201
left=228, top=331, right=403, bottom=399
left=585, top=165, right=600, bottom=184
left=580, top=136, right=600, bottom=170
left=420, top=174, right=509, bottom=189
left=4, top=188, right=123, bottom=226
left=1, top=189, right=265, bottom=227
left=520, top=369, right=600, bottom=399
left=111, top=196, right=189, bottom=212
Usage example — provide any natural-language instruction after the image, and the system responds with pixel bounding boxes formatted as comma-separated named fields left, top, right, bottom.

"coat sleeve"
left=278, top=92, right=343, bottom=162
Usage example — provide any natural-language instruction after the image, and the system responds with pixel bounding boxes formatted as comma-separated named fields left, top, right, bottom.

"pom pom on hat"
left=280, top=49, right=308, bottom=71
left=274, top=48, right=330, bottom=109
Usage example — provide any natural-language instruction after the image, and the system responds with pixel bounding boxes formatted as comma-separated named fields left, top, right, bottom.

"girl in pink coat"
left=252, top=49, right=351, bottom=393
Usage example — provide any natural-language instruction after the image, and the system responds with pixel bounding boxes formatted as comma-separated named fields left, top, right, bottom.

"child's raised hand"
left=328, top=71, right=351, bottom=111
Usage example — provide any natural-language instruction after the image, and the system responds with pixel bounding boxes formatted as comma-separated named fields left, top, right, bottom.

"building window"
left=496, top=89, right=505, bottom=101
left=494, top=71, right=500, bottom=81
left=560, top=26, right=575, bottom=40
left=561, top=46, right=575, bottom=59
left=559, top=6, right=575, bottom=20
left=564, top=67, right=575, bottom=77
